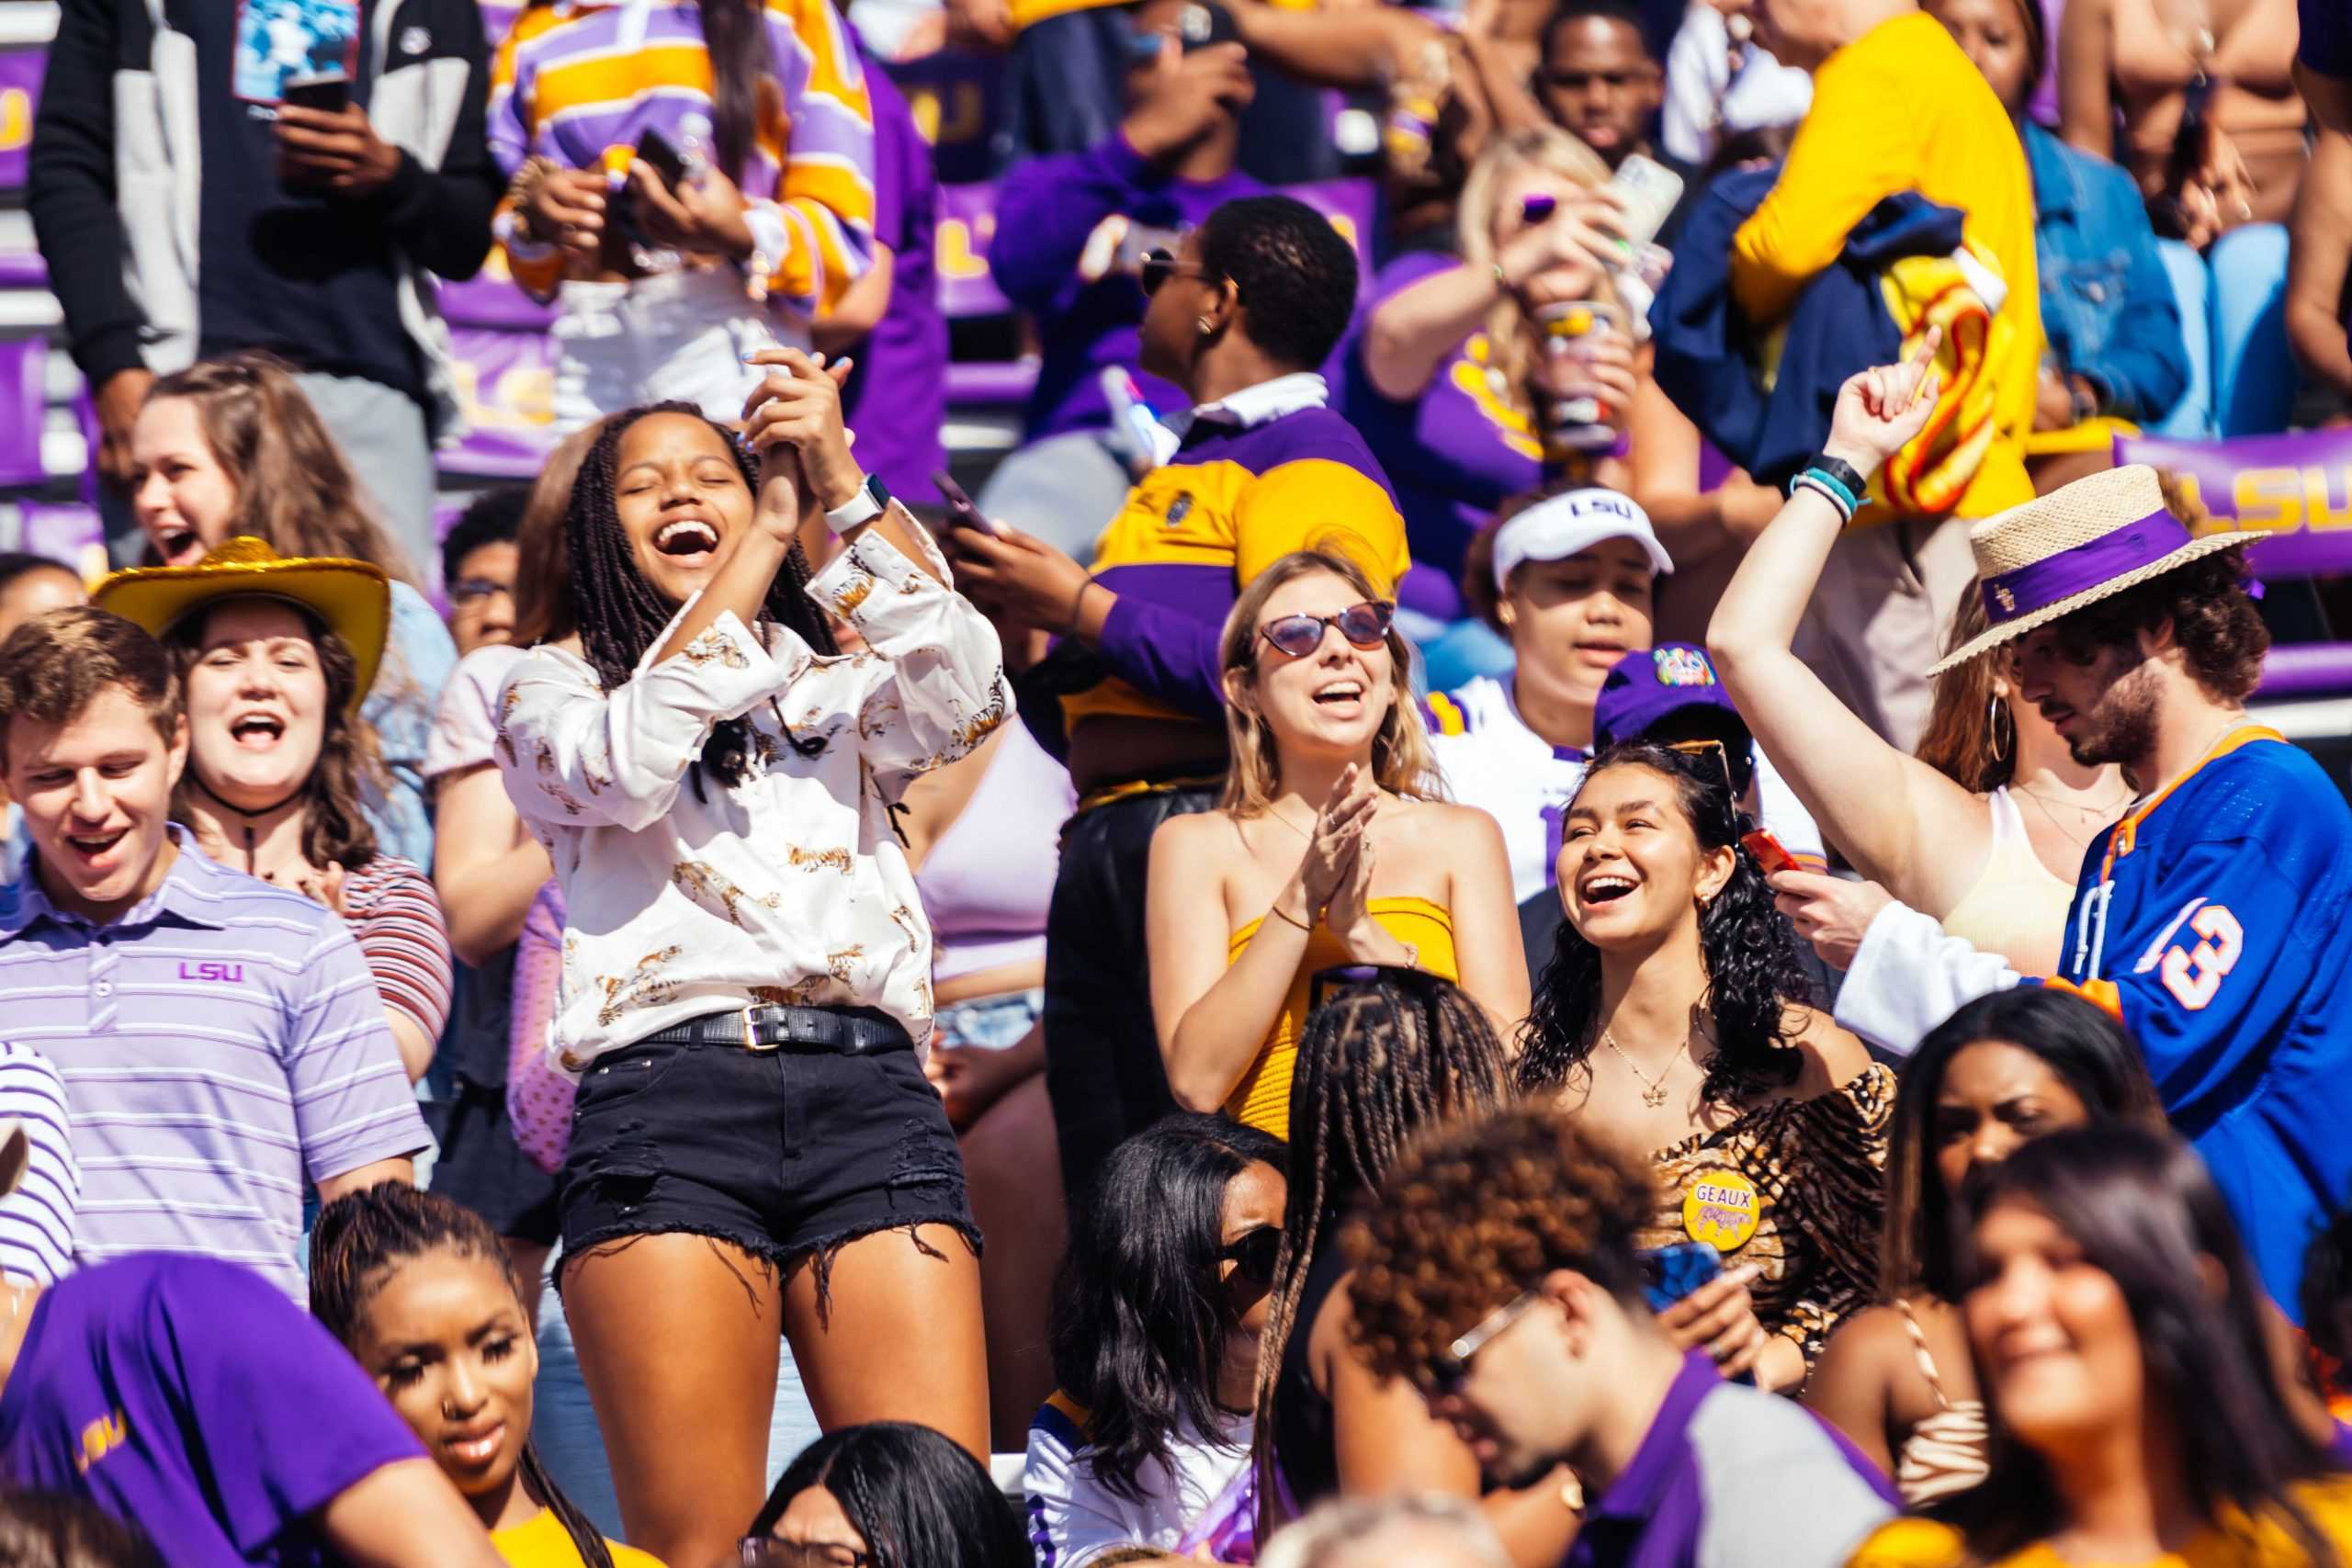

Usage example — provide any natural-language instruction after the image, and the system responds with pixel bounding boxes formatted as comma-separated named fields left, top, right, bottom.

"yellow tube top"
left=1220, top=897, right=1460, bottom=1140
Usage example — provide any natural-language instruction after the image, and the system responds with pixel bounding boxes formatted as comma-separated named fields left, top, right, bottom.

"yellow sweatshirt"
left=1732, top=11, right=2041, bottom=518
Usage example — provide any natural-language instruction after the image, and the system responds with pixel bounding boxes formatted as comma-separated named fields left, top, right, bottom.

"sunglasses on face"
left=1258, top=600, right=1396, bottom=660
left=1217, top=1225, right=1282, bottom=1289
left=1140, top=247, right=1227, bottom=299
left=739, top=1541, right=870, bottom=1568
left=1428, top=1288, right=1544, bottom=1397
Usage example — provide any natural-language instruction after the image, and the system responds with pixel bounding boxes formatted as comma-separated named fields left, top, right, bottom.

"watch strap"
left=824, top=474, right=888, bottom=534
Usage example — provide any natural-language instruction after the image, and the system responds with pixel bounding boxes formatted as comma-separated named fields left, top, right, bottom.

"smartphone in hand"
left=281, top=73, right=350, bottom=113
left=1741, top=829, right=1799, bottom=877
left=933, top=471, right=999, bottom=536
left=635, top=125, right=690, bottom=188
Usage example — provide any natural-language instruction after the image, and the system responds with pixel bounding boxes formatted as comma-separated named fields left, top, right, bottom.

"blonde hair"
left=1217, top=550, right=1439, bottom=815
left=1455, top=127, right=1616, bottom=425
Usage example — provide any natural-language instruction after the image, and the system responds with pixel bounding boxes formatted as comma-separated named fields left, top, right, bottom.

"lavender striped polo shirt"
left=0, top=830, right=430, bottom=1299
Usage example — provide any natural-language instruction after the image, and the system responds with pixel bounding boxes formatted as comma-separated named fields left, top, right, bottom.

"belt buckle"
left=741, top=1006, right=782, bottom=1053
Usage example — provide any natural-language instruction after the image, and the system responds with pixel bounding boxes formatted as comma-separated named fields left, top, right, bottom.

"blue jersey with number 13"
left=2050, top=729, right=2352, bottom=1319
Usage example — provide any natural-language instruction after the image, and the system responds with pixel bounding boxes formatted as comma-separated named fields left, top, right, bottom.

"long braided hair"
left=309, top=1184, right=614, bottom=1568
left=1517, top=742, right=1809, bottom=1109
left=566, top=401, right=838, bottom=788
left=1250, top=968, right=1512, bottom=1525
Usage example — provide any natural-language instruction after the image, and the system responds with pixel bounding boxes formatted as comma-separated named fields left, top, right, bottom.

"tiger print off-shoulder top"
left=1637, top=1062, right=1896, bottom=1371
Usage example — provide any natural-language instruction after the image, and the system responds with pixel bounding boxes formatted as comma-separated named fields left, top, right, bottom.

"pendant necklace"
left=1602, top=1027, right=1689, bottom=1109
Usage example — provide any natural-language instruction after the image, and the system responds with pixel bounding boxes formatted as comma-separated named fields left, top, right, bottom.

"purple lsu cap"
left=1591, top=643, right=1749, bottom=752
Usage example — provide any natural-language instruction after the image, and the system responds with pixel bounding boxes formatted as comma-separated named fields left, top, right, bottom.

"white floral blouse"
left=495, top=519, right=1010, bottom=1071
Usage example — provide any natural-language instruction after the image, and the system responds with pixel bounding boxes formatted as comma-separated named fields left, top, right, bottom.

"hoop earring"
left=1986, top=694, right=2014, bottom=765
left=1196, top=317, right=1215, bottom=335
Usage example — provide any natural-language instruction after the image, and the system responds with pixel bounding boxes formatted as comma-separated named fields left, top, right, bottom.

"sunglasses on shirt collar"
left=1258, top=600, right=1396, bottom=660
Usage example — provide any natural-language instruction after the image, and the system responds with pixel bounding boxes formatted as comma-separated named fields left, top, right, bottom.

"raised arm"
left=1361, top=197, right=1623, bottom=401
left=1226, top=0, right=1439, bottom=89
left=747, top=349, right=1011, bottom=795
left=1706, top=336, right=1994, bottom=910
left=2056, top=0, right=2118, bottom=161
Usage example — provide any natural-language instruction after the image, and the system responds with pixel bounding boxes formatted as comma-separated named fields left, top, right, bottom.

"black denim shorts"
left=559, top=1026, right=978, bottom=1299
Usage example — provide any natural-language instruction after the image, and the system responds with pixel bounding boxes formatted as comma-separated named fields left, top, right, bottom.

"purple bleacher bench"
left=0, top=337, right=47, bottom=491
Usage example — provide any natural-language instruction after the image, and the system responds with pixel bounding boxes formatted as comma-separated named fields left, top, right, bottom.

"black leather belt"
left=639, top=1004, right=912, bottom=1055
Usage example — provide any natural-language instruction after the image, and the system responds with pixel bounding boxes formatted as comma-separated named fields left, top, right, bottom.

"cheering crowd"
left=1, top=0, right=2351, bottom=1561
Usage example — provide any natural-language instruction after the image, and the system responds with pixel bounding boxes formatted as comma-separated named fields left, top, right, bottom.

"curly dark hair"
left=565, top=402, right=838, bottom=789
left=1196, top=196, right=1361, bottom=372
left=2043, top=544, right=2268, bottom=705
left=164, top=602, right=386, bottom=873
left=1346, top=1103, right=1656, bottom=1390
left=1250, top=968, right=1513, bottom=1521
left=1049, top=1115, right=1285, bottom=1505
left=1518, top=742, right=1809, bottom=1108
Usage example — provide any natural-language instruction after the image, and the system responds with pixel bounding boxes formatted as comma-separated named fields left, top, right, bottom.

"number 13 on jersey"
left=2137, top=899, right=2245, bottom=1010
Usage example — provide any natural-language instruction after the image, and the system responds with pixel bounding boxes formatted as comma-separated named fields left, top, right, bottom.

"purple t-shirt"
left=988, top=133, right=1264, bottom=439
left=0, top=1255, right=424, bottom=1566
left=1339, top=249, right=1544, bottom=615
left=842, top=57, right=948, bottom=505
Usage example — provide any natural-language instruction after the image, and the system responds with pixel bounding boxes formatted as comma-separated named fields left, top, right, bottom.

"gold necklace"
left=1266, top=807, right=1316, bottom=844
left=2012, top=783, right=2132, bottom=851
left=1601, top=1027, right=1689, bottom=1109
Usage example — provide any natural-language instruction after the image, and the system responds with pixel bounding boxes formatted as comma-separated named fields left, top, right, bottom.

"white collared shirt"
left=1147, top=371, right=1330, bottom=466
left=496, top=517, right=1010, bottom=1069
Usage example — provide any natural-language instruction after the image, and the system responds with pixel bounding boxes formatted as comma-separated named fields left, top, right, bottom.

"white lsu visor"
left=1492, top=489, right=1674, bottom=592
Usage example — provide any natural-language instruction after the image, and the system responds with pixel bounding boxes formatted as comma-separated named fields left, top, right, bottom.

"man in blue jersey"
left=1778, top=455, right=2352, bottom=1318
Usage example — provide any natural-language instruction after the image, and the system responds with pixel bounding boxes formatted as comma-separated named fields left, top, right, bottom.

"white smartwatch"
left=823, top=473, right=889, bottom=534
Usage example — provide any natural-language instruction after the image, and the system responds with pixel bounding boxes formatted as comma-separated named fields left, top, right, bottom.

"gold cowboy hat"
left=1928, top=464, right=2252, bottom=676
left=91, top=537, right=390, bottom=712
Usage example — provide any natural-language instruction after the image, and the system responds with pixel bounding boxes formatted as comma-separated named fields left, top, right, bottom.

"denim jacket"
left=2026, top=122, right=2190, bottom=423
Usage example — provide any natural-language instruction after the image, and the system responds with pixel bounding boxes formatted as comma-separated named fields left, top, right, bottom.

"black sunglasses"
left=1216, top=1225, right=1282, bottom=1289
left=1141, top=246, right=1234, bottom=299
left=1259, top=600, right=1395, bottom=660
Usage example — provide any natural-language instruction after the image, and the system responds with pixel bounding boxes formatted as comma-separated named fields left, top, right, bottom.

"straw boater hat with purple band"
left=90, top=537, right=390, bottom=716
left=1928, top=464, right=2248, bottom=676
